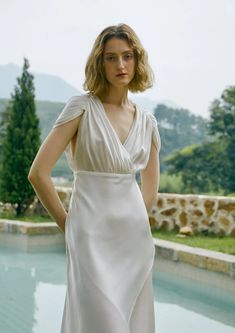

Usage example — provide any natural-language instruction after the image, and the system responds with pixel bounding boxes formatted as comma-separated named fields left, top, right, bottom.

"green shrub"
left=159, top=172, right=184, bottom=194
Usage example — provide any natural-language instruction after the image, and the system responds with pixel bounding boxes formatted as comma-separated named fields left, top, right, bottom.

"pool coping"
left=0, top=219, right=60, bottom=235
left=153, top=238, right=235, bottom=279
left=0, top=219, right=234, bottom=278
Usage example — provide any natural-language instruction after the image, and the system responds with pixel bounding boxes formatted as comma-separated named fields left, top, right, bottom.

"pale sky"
left=0, top=0, right=235, bottom=117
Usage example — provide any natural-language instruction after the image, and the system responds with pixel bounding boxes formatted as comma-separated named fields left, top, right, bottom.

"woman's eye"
left=124, top=54, right=133, bottom=60
left=106, top=56, right=116, bottom=62
left=105, top=53, right=133, bottom=62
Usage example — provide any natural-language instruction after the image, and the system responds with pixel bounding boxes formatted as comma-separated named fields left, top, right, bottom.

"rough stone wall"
left=0, top=187, right=72, bottom=217
left=2, top=187, right=235, bottom=236
left=53, top=189, right=235, bottom=236
left=26, top=187, right=72, bottom=216
left=149, top=193, right=235, bottom=236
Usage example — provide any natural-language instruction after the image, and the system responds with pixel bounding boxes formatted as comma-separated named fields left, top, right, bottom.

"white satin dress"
left=53, top=93, right=161, bottom=333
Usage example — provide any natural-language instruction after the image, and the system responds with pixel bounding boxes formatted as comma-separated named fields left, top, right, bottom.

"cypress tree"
left=0, top=58, right=41, bottom=216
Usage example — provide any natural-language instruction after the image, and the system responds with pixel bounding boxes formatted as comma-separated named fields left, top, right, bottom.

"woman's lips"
left=116, top=73, right=127, bottom=77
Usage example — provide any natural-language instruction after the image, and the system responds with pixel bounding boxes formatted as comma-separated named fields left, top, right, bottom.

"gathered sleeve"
left=52, top=95, right=87, bottom=171
left=148, top=113, right=161, bottom=152
left=53, top=95, right=86, bottom=128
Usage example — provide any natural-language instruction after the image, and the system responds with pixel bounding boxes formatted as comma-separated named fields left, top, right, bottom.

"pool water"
left=152, top=259, right=235, bottom=333
left=0, top=248, right=235, bottom=333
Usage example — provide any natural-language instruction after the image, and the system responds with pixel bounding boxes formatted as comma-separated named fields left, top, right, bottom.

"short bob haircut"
left=83, top=23, right=154, bottom=96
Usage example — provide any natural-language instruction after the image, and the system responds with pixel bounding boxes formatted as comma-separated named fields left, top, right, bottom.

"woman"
left=28, top=23, right=161, bottom=333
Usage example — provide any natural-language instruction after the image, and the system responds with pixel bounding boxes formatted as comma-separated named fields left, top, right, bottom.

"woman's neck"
left=99, top=87, right=130, bottom=107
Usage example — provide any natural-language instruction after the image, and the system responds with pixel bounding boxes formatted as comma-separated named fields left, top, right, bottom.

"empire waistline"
left=74, top=169, right=136, bottom=178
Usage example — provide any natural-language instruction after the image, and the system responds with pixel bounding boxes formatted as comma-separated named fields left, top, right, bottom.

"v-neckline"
left=93, top=94, right=138, bottom=147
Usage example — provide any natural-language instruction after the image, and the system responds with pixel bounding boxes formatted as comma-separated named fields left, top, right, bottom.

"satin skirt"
left=61, top=170, right=155, bottom=333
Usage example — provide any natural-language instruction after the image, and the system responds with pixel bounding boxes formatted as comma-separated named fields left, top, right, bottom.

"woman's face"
left=102, top=37, right=136, bottom=89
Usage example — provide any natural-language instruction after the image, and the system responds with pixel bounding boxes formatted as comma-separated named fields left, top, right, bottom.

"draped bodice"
left=53, top=93, right=161, bottom=174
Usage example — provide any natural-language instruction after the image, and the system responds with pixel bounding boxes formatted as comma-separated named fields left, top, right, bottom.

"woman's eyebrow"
left=104, top=50, right=133, bottom=55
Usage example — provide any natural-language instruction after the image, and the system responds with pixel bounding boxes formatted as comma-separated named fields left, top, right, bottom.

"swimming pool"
left=0, top=247, right=235, bottom=333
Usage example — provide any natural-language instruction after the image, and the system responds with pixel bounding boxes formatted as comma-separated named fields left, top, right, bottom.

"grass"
left=0, top=212, right=53, bottom=222
left=152, top=229, right=235, bottom=255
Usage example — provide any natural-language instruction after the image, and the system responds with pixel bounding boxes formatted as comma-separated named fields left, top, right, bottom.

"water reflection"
left=153, top=257, right=235, bottom=331
left=0, top=248, right=66, bottom=333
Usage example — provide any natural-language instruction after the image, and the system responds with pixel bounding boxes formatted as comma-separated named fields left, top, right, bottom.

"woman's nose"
left=117, top=57, right=124, bottom=69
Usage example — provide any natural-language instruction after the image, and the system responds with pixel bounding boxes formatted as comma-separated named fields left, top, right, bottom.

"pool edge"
left=153, top=237, right=235, bottom=279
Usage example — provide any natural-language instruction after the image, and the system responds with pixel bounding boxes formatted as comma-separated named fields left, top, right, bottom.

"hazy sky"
left=0, top=0, right=235, bottom=117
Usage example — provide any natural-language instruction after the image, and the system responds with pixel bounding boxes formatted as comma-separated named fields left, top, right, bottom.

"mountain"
left=0, top=63, right=81, bottom=102
left=0, top=63, right=178, bottom=112
left=130, top=94, right=179, bottom=113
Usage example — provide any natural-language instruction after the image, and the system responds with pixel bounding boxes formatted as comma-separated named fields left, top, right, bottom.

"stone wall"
left=26, top=187, right=72, bottom=217
left=3, top=187, right=235, bottom=236
left=149, top=193, right=235, bottom=236
left=55, top=189, right=235, bottom=236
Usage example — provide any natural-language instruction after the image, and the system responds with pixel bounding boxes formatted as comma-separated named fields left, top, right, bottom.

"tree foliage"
left=154, top=104, right=207, bottom=170
left=0, top=58, right=41, bottom=215
left=208, top=87, right=235, bottom=139
left=208, top=86, right=235, bottom=192
left=165, top=86, right=235, bottom=194
left=165, top=141, right=229, bottom=193
left=0, top=103, right=12, bottom=158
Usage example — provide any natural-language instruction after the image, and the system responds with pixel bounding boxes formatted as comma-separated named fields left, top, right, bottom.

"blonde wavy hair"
left=83, top=23, right=154, bottom=96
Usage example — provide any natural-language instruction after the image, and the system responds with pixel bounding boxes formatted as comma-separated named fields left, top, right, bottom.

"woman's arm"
left=140, top=141, right=160, bottom=212
left=28, top=116, right=81, bottom=233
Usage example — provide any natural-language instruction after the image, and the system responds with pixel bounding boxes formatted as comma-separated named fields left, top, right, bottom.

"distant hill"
left=0, top=63, right=81, bottom=102
left=131, top=94, right=180, bottom=113
left=0, top=63, right=179, bottom=113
